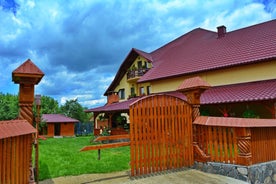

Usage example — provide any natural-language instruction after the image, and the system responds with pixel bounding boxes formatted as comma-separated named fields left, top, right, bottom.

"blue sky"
left=0, top=0, right=276, bottom=108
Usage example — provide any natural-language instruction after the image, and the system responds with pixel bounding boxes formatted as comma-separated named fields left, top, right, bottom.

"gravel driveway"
left=40, top=169, right=248, bottom=184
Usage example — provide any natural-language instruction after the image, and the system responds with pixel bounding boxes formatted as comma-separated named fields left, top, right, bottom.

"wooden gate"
left=129, top=94, right=193, bottom=176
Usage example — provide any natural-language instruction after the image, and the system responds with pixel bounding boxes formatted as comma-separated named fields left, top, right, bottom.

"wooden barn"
left=42, top=114, right=79, bottom=137
left=0, top=119, right=36, bottom=184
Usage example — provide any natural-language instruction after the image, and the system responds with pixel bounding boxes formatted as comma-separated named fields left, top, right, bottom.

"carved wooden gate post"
left=177, top=77, right=211, bottom=162
left=12, top=59, right=44, bottom=183
left=177, top=76, right=211, bottom=121
left=12, top=59, right=44, bottom=124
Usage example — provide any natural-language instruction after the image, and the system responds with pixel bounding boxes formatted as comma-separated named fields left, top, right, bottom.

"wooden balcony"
left=127, top=68, right=149, bottom=82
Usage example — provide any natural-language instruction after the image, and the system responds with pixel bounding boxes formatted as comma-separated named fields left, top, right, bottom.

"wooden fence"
left=0, top=120, right=36, bottom=184
left=251, top=127, right=276, bottom=164
left=193, top=116, right=276, bottom=166
left=129, top=94, right=193, bottom=176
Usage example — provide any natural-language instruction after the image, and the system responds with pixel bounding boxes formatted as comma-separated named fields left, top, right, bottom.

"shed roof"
left=0, top=120, right=36, bottom=139
left=193, top=116, right=276, bottom=127
left=42, top=114, right=79, bottom=123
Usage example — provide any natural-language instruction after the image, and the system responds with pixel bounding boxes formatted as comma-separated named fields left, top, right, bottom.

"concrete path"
left=40, top=169, right=249, bottom=184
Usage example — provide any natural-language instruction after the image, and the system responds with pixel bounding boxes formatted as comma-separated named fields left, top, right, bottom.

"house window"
left=118, top=89, right=125, bottom=99
left=147, top=86, right=151, bottom=95
left=138, top=61, right=143, bottom=69
left=144, top=61, right=148, bottom=68
left=130, top=87, right=136, bottom=97
left=140, top=87, right=145, bottom=96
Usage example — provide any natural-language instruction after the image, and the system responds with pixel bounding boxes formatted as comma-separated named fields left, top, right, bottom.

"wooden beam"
left=94, top=134, right=130, bottom=142
left=80, top=142, right=130, bottom=152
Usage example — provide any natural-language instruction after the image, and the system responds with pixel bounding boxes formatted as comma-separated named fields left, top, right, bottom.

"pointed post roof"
left=177, top=76, right=211, bottom=106
left=12, top=59, right=44, bottom=84
left=177, top=76, right=211, bottom=92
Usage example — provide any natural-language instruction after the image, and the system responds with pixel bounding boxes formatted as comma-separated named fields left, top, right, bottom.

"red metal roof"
left=0, top=120, right=36, bottom=139
left=86, top=97, right=139, bottom=113
left=201, top=79, right=276, bottom=104
left=42, top=114, right=79, bottom=123
left=138, top=19, right=276, bottom=82
left=133, top=48, right=153, bottom=62
left=87, top=79, right=276, bottom=113
left=194, top=116, right=276, bottom=127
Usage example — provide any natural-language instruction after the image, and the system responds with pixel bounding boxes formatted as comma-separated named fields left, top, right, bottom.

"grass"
left=38, top=136, right=130, bottom=181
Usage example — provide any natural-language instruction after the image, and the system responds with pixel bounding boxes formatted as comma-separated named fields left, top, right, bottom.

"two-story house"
left=86, top=19, right=276, bottom=135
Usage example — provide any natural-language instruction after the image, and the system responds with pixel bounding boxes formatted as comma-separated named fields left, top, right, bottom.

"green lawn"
left=38, top=136, right=130, bottom=181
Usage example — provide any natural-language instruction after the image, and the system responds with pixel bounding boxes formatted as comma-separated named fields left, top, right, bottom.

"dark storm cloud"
left=1, top=0, right=275, bottom=108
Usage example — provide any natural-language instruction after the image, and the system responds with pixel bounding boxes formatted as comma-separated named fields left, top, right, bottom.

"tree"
left=40, top=95, right=60, bottom=114
left=0, top=93, right=19, bottom=120
left=60, top=99, right=91, bottom=122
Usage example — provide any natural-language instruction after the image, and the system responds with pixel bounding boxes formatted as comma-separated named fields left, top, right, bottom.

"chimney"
left=217, top=25, right=226, bottom=38
left=107, top=91, right=119, bottom=104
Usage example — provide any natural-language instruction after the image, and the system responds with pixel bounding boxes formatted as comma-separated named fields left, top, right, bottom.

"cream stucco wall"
left=150, top=61, right=276, bottom=93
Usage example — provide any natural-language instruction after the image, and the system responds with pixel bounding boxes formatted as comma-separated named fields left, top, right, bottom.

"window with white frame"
left=147, top=86, right=151, bottom=95
left=140, top=87, right=145, bottom=96
left=118, top=89, right=125, bottom=99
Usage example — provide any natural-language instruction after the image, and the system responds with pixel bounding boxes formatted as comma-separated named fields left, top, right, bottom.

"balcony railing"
left=127, top=68, right=149, bottom=80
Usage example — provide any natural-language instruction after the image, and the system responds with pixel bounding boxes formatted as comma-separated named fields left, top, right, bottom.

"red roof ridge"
left=133, top=48, right=153, bottom=62
left=151, top=28, right=215, bottom=55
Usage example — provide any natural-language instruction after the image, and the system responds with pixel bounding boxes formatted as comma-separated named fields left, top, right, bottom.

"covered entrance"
left=129, top=94, right=194, bottom=176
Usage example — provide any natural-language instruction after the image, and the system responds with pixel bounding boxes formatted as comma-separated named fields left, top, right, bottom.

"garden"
left=38, top=136, right=130, bottom=181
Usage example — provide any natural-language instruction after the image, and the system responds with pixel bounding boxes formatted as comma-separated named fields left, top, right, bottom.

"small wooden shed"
left=42, top=114, right=79, bottom=137
left=0, top=119, right=36, bottom=184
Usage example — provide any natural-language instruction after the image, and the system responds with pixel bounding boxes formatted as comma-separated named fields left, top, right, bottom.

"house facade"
left=87, top=20, right=276, bottom=133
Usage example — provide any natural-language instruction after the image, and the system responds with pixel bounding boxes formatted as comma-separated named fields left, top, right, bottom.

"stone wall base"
left=192, top=161, right=276, bottom=184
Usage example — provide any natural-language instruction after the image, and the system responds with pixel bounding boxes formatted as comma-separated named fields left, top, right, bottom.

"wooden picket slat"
left=222, top=128, right=228, bottom=163
left=228, top=127, right=233, bottom=163
left=130, top=94, right=193, bottom=177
